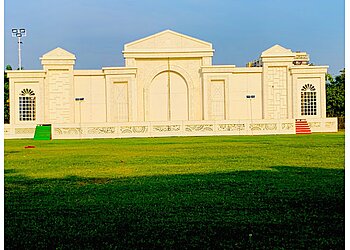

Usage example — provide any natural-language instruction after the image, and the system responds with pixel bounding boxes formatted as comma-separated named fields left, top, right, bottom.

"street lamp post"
left=246, top=94, right=256, bottom=134
left=75, top=97, right=85, bottom=138
left=11, top=28, right=26, bottom=70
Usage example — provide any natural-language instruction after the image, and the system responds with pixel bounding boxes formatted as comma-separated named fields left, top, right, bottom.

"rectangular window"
left=301, top=92, right=316, bottom=116
left=19, top=96, right=36, bottom=121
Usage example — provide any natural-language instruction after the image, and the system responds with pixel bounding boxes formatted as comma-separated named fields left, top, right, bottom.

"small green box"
left=34, top=124, right=52, bottom=140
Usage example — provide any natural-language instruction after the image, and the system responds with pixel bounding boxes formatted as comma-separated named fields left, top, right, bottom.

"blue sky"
left=4, top=0, right=345, bottom=75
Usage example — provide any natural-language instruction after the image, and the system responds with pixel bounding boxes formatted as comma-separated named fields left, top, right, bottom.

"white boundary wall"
left=4, top=118, right=338, bottom=139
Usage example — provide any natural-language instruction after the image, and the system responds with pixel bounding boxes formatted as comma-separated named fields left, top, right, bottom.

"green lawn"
left=4, top=133, right=345, bottom=249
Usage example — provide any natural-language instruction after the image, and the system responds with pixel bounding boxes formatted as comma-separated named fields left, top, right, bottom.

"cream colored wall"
left=123, top=30, right=214, bottom=60
left=74, top=71, right=106, bottom=123
left=135, top=58, right=202, bottom=121
left=148, top=71, right=189, bottom=121
left=201, top=66, right=234, bottom=121
left=124, top=30, right=211, bottom=51
left=5, top=31, right=334, bottom=139
left=5, top=117, right=338, bottom=139
left=123, top=30, right=214, bottom=122
left=7, top=71, right=46, bottom=125
left=41, top=48, right=76, bottom=124
left=201, top=67, right=263, bottom=121
left=260, top=45, right=295, bottom=120
left=230, top=71, right=263, bottom=120
left=103, top=67, right=137, bottom=123
left=44, top=68, right=75, bottom=123
left=290, top=66, right=328, bottom=119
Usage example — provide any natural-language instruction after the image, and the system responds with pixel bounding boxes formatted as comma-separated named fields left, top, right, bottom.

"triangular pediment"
left=124, top=30, right=213, bottom=51
left=261, top=44, right=294, bottom=57
left=41, top=47, right=76, bottom=59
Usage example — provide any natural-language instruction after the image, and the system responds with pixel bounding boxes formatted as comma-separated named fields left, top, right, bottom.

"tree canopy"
left=326, top=69, right=345, bottom=118
left=4, top=65, right=12, bottom=124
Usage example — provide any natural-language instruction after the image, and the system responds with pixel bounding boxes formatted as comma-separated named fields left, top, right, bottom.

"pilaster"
left=40, top=47, right=76, bottom=124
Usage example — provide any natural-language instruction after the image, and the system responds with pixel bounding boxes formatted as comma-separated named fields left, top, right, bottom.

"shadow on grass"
left=4, top=169, right=17, bottom=174
left=5, top=166, right=344, bottom=249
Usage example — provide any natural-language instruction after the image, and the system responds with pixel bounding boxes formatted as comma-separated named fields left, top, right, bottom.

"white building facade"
left=5, top=30, right=337, bottom=139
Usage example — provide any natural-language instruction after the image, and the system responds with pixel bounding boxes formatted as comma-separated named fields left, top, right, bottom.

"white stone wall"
left=266, top=66, right=288, bottom=119
left=137, top=58, right=201, bottom=121
left=229, top=69, right=263, bottom=120
left=74, top=73, right=107, bottom=123
left=46, top=69, right=73, bottom=123
left=5, top=30, right=335, bottom=139
left=4, top=118, right=338, bottom=139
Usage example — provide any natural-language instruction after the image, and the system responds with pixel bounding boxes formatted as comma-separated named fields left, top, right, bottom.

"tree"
left=4, top=65, right=12, bottom=124
left=326, top=69, right=345, bottom=118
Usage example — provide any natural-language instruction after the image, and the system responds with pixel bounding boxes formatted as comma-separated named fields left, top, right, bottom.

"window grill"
left=19, top=88, right=36, bottom=121
left=301, top=84, right=316, bottom=116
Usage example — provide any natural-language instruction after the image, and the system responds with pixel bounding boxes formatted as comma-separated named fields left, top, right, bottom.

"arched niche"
left=144, top=64, right=194, bottom=121
left=148, top=71, right=188, bottom=121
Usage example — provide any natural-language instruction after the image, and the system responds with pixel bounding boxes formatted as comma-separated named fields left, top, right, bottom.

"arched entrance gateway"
left=149, top=70, right=189, bottom=121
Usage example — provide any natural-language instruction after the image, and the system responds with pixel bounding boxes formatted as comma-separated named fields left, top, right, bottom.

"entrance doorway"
left=149, top=71, right=189, bottom=121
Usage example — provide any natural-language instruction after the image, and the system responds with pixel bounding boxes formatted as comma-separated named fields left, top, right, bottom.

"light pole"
left=246, top=94, right=256, bottom=134
left=11, top=28, right=26, bottom=70
left=167, top=57, right=171, bottom=121
left=75, top=97, right=85, bottom=138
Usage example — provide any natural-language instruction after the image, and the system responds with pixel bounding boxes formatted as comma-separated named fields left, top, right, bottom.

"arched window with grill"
left=19, top=88, right=36, bottom=121
left=301, top=84, right=316, bottom=116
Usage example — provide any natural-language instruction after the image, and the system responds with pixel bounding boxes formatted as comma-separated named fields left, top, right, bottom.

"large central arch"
left=144, top=64, right=195, bottom=121
left=149, top=71, right=188, bottom=121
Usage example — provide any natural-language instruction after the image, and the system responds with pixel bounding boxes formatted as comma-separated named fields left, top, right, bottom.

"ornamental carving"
left=20, top=88, right=35, bottom=96
left=152, top=125, right=181, bottom=132
left=55, top=128, right=82, bottom=135
left=249, top=123, right=277, bottom=131
left=87, top=127, right=115, bottom=134
left=325, top=122, right=335, bottom=128
left=308, top=122, right=321, bottom=128
left=185, top=124, right=213, bottom=132
left=281, top=123, right=294, bottom=130
left=218, top=124, right=245, bottom=131
left=120, top=126, right=148, bottom=134
left=301, top=84, right=316, bottom=92
left=15, top=128, right=35, bottom=134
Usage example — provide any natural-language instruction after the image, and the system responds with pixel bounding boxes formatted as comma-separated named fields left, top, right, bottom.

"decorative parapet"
left=4, top=118, right=337, bottom=139
left=152, top=125, right=181, bottom=132
left=15, top=128, right=35, bottom=134
left=120, top=126, right=148, bottom=134
left=249, top=123, right=277, bottom=131
left=87, top=127, right=116, bottom=134
left=4, top=124, right=36, bottom=139
left=281, top=123, right=294, bottom=130
left=55, top=128, right=82, bottom=135
left=306, top=118, right=337, bottom=132
left=325, top=121, right=336, bottom=128
left=308, top=122, right=321, bottom=128
left=185, top=124, right=214, bottom=132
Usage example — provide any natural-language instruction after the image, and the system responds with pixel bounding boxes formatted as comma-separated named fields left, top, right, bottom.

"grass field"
left=4, top=133, right=345, bottom=249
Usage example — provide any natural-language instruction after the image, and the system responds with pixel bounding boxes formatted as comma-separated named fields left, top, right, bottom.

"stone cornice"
left=123, top=50, right=214, bottom=59
left=290, top=65, right=328, bottom=74
left=102, top=67, right=137, bottom=75
left=6, top=70, right=46, bottom=78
